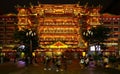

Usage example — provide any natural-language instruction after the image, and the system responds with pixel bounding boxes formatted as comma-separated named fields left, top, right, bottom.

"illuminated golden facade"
left=17, top=4, right=101, bottom=52
left=1, top=4, right=119, bottom=54
left=0, top=14, right=17, bottom=51
left=100, top=13, right=120, bottom=52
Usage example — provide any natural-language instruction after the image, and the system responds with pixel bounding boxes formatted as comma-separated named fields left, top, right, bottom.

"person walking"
left=103, top=56, right=109, bottom=68
left=43, top=56, right=51, bottom=70
left=62, top=55, right=67, bottom=70
left=55, top=56, right=63, bottom=72
left=79, top=57, right=85, bottom=69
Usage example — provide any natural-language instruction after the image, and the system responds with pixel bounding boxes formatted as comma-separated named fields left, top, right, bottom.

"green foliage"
left=13, top=29, right=26, bottom=43
left=82, top=25, right=111, bottom=51
left=91, top=26, right=111, bottom=43
left=82, top=25, right=111, bottom=44
left=13, top=28, right=39, bottom=51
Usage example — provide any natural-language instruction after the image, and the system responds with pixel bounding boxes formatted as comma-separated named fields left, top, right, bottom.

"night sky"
left=0, top=0, right=120, bottom=15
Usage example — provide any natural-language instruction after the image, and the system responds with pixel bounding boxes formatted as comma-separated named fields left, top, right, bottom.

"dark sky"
left=0, top=0, right=120, bottom=15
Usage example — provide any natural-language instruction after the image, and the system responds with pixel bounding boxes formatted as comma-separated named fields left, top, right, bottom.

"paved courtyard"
left=0, top=62, right=120, bottom=74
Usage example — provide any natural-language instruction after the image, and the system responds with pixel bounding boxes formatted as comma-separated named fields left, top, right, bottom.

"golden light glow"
left=50, top=41, right=68, bottom=48
left=45, top=52, right=52, bottom=57
left=21, top=52, right=25, bottom=58
left=32, top=52, right=35, bottom=57
left=82, top=52, right=86, bottom=57
left=17, top=4, right=101, bottom=52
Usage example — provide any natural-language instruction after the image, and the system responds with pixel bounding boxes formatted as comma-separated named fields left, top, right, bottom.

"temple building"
left=0, top=4, right=120, bottom=56
left=17, top=4, right=88, bottom=53
left=0, top=14, right=17, bottom=53
left=100, top=13, right=120, bottom=55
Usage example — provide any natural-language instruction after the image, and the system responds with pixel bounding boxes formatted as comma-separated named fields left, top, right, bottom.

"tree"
left=82, top=25, right=111, bottom=52
left=13, top=28, right=26, bottom=43
left=13, top=28, right=39, bottom=53
left=91, top=26, right=111, bottom=43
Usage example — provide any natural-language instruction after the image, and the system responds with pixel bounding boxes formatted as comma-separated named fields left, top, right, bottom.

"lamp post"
left=26, top=30, right=36, bottom=64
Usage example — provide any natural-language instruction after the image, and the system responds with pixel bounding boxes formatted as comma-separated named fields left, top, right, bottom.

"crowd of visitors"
left=1, top=52, right=120, bottom=72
